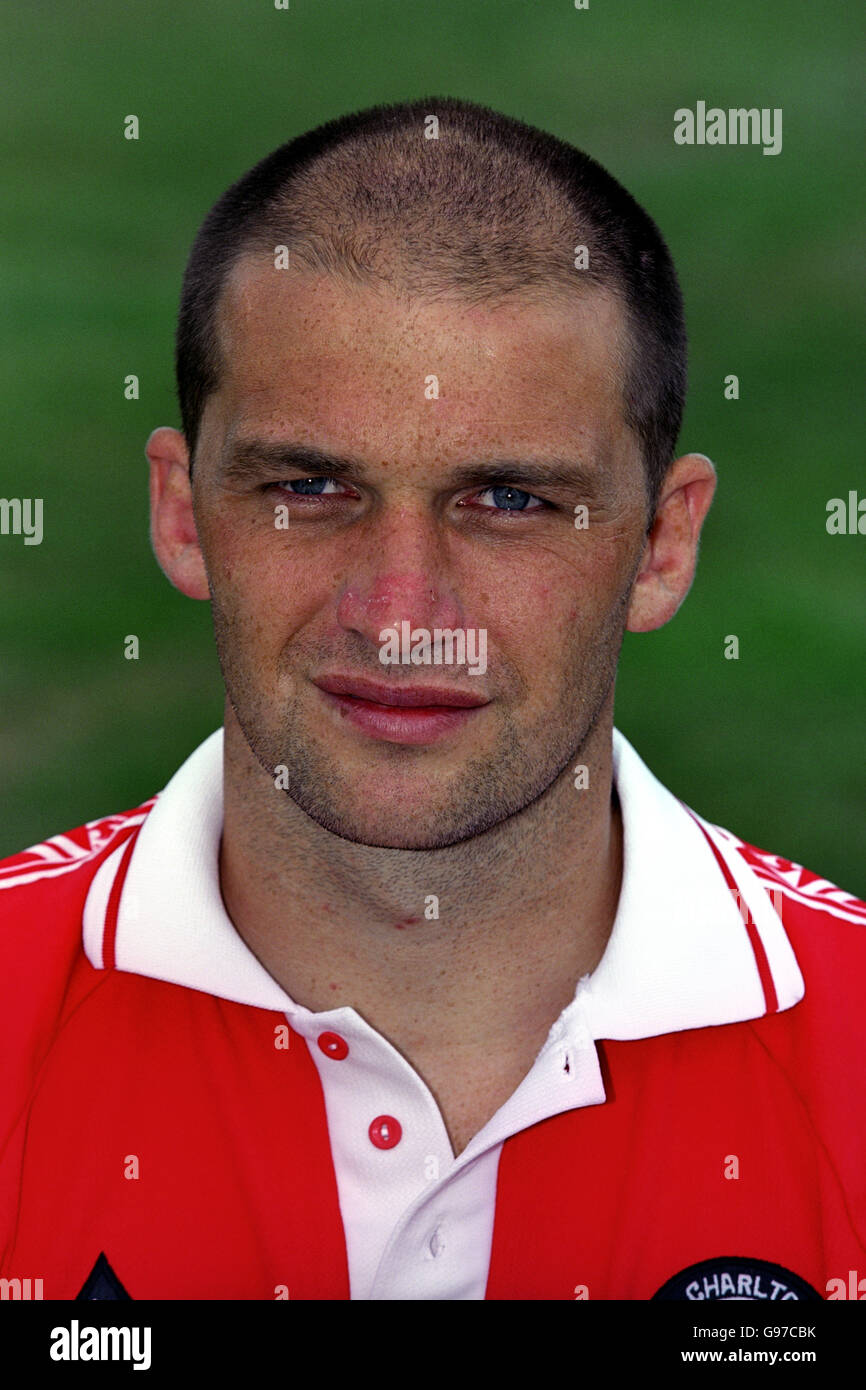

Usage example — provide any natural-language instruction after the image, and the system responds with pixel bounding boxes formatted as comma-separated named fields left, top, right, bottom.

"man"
left=1, top=98, right=864, bottom=1302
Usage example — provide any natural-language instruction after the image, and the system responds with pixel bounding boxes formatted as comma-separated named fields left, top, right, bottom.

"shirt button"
left=318, top=1031, right=349, bottom=1060
left=369, top=1115, right=402, bottom=1149
left=428, top=1226, right=445, bottom=1258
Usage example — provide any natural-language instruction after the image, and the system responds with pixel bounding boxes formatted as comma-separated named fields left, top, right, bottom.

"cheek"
left=473, top=579, right=570, bottom=687
left=481, top=547, right=628, bottom=682
left=479, top=552, right=610, bottom=634
left=203, top=512, right=334, bottom=639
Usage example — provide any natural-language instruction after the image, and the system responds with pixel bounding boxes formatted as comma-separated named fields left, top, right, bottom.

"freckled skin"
left=193, top=264, right=649, bottom=851
left=147, top=260, right=715, bottom=1154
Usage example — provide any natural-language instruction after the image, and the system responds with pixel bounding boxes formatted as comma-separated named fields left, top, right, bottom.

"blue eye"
left=479, top=486, right=542, bottom=511
left=280, top=476, right=340, bottom=495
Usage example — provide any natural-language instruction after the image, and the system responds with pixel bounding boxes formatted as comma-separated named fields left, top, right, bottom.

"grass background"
left=2, top=0, right=863, bottom=893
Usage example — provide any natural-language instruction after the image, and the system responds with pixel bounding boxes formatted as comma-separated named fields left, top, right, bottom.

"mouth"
left=313, top=673, right=490, bottom=745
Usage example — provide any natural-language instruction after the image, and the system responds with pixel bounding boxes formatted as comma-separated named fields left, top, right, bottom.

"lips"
left=313, top=674, right=489, bottom=708
left=313, top=673, right=489, bottom=745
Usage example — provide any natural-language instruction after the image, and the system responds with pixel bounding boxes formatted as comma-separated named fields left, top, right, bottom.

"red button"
left=368, top=1115, right=402, bottom=1149
left=317, top=1031, right=349, bottom=1060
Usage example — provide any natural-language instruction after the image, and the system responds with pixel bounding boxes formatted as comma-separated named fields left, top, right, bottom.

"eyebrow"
left=221, top=438, right=602, bottom=495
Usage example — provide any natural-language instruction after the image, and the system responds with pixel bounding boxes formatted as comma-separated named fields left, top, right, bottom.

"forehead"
left=206, top=255, right=632, bottom=465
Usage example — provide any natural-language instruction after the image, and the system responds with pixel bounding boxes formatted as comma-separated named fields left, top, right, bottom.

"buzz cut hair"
left=175, top=96, right=688, bottom=512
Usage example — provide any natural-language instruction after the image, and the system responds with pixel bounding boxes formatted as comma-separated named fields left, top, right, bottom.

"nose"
left=336, top=506, right=464, bottom=648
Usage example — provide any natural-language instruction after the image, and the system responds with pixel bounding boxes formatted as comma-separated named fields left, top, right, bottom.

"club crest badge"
left=653, top=1255, right=822, bottom=1301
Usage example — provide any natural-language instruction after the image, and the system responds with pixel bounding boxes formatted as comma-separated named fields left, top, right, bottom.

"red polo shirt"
left=1, top=729, right=864, bottom=1300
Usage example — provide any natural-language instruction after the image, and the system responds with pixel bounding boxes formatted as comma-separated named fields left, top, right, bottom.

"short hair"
left=176, top=96, right=687, bottom=510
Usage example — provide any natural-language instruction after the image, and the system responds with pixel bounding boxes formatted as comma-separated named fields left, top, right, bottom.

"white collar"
left=83, top=727, right=804, bottom=1037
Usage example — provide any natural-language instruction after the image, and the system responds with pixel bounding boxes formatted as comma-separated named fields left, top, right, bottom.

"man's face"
left=189, top=262, right=650, bottom=849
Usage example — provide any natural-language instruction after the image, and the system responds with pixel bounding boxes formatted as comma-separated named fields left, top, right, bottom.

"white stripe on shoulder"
left=0, top=804, right=155, bottom=891
left=747, top=873, right=866, bottom=927
left=712, top=823, right=866, bottom=927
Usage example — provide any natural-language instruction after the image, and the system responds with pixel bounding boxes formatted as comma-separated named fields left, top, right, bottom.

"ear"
left=146, top=427, right=210, bottom=600
left=626, top=453, right=717, bottom=632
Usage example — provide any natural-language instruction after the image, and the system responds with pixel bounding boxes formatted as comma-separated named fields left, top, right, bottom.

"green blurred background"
left=2, top=0, right=863, bottom=892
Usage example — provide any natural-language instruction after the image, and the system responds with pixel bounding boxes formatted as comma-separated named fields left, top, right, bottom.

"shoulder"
left=717, top=833, right=866, bottom=1210
left=710, top=823, right=866, bottom=1036
left=0, top=800, right=158, bottom=1090
left=0, top=799, right=156, bottom=903
left=0, top=798, right=161, bottom=1145
left=712, top=822, right=866, bottom=933
left=0, top=796, right=157, bottom=979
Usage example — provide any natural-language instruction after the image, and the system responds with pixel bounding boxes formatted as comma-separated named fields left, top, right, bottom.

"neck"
left=218, top=701, right=623, bottom=1062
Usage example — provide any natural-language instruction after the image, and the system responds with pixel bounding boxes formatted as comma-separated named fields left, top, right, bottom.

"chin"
left=320, top=820, right=462, bottom=851
left=306, top=803, right=483, bottom=851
